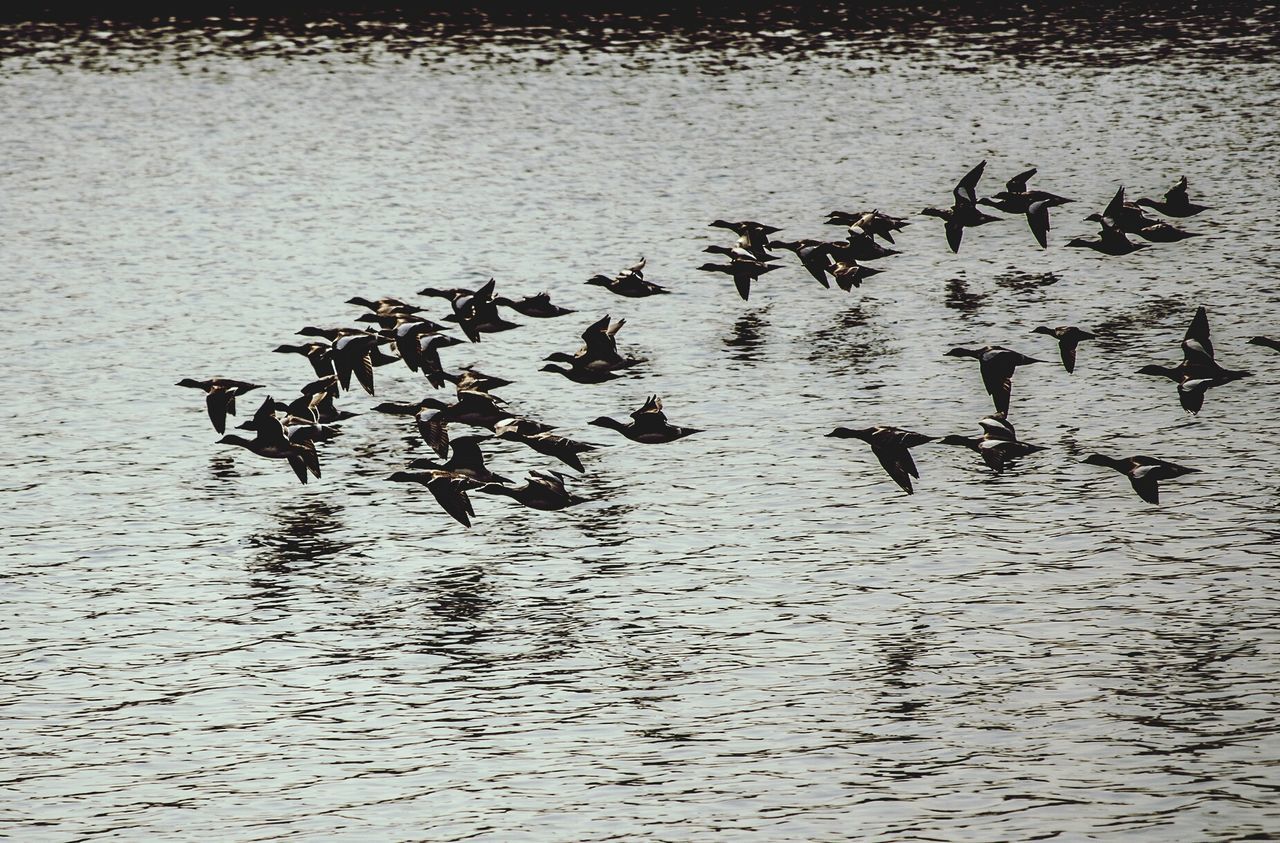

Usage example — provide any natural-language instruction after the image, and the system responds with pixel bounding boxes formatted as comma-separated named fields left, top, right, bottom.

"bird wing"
left=428, top=478, right=474, bottom=527
left=1183, top=306, right=1213, bottom=359
left=731, top=268, right=752, bottom=300
left=979, top=354, right=1016, bottom=415
left=1026, top=199, right=1050, bottom=248
left=954, top=159, right=986, bottom=206
left=352, top=351, right=375, bottom=396
left=1006, top=167, right=1036, bottom=194
left=871, top=444, right=916, bottom=494
left=416, top=409, right=451, bottom=459
left=1127, top=468, right=1161, bottom=504
left=1165, top=176, right=1188, bottom=204
left=1059, top=339, right=1078, bottom=374
left=1102, top=185, right=1126, bottom=226
left=205, top=387, right=232, bottom=434
left=945, top=218, right=964, bottom=253
left=286, top=454, right=309, bottom=484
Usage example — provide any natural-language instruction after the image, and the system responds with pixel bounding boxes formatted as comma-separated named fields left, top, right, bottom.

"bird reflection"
left=874, top=624, right=932, bottom=716
left=209, top=454, right=240, bottom=480
left=724, top=309, right=768, bottom=362
left=944, top=278, right=986, bottom=315
left=994, top=269, right=1060, bottom=294
left=1092, top=295, right=1183, bottom=353
left=808, top=304, right=890, bottom=368
left=246, top=497, right=353, bottom=570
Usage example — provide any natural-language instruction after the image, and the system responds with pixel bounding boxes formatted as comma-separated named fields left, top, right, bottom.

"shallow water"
left=3, top=6, right=1280, bottom=839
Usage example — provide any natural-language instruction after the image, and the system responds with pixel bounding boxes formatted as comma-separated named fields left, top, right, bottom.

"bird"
left=444, top=278, right=521, bottom=342
left=1083, top=185, right=1160, bottom=234
left=1065, top=221, right=1147, bottom=256
left=1137, top=306, right=1250, bottom=412
left=826, top=425, right=935, bottom=495
left=1248, top=336, right=1280, bottom=353
left=494, top=292, right=575, bottom=318
left=703, top=243, right=780, bottom=263
left=830, top=260, right=884, bottom=291
left=407, top=434, right=511, bottom=485
left=330, top=332, right=386, bottom=395
left=586, top=257, right=669, bottom=297
left=1133, top=222, right=1199, bottom=242
left=1083, top=454, right=1199, bottom=504
left=346, top=295, right=422, bottom=315
left=828, top=233, right=899, bottom=262
left=768, top=239, right=835, bottom=287
left=939, top=412, right=1045, bottom=474
left=1135, top=176, right=1210, bottom=217
left=823, top=210, right=909, bottom=243
left=944, top=346, right=1043, bottom=414
left=589, top=395, right=702, bottom=443
left=1031, top=325, right=1096, bottom=374
left=272, top=342, right=335, bottom=378
left=384, top=321, right=463, bottom=372
left=540, top=362, right=621, bottom=384
left=1023, top=197, right=1060, bottom=248
left=921, top=159, right=1001, bottom=253
left=697, top=259, right=781, bottom=301
left=477, top=470, right=587, bottom=511
left=709, top=220, right=782, bottom=255
left=544, top=314, right=638, bottom=374
left=494, top=418, right=597, bottom=472
left=976, top=167, right=1074, bottom=214
left=217, top=397, right=320, bottom=484
left=176, top=377, right=263, bottom=434
left=387, top=470, right=483, bottom=527
left=411, top=390, right=548, bottom=458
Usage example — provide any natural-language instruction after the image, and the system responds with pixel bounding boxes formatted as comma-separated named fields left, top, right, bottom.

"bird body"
left=1031, top=325, right=1095, bottom=373
left=589, top=395, right=702, bottom=444
left=1083, top=454, right=1199, bottom=504
left=826, top=425, right=935, bottom=495
left=945, top=345, right=1043, bottom=414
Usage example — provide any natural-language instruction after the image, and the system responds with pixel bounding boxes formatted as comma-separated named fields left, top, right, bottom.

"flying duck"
left=441, top=278, right=520, bottom=342
left=387, top=470, right=483, bottom=527
left=921, top=159, right=1001, bottom=253
left=1083, top=454, right=1199, bottom=504
left=1133, top=222, right=1199, bottom=242
left=829, top=233, right=899, bottom=262
left=494, top=418, right=598, bottom=473
left=768, top=239, right=835, bottom=287
left=709, top=220, right=782, bottom=254
left=272, top=342, right=335, bottom=378
left=407, top=433, right=511, bottom=485
left=1135, top=176, right=1210, bottom=217
left=543, top=314, right=638, bottom=374
left=824, top=210, right=910, bottom=243
left=586, top=257, right=670, bottom=297
left=1031, top=325, right=1096, bottom=373
left=176, top=377, right=263, bottom=434
left=830, top=260, right=883, bottom=291
left=217, top=397, right=320, bottom=484
left=697, top=259, right=781, bottom=301
left=589, top=395, right=702, bottom=443
left=1065, top=220, right=1147, bottom=256
left=944, top=345, right=1043, bottom=414
left=346, top=296, right=423, bottom=315
left=976, top=167, right=1074, bottom=215
left=1137, top=306, right=1250, bottom=411
left=1248, top=336, right=1280, bottom=353
left=330, top=332, right=386, bottom=395
left=826, top=425, right=935, bottom=495
left=477, top=470, right=587, bottom=511
left=939, top=411, right=1045, bottom=474
left=494, top=292, right=575, bottom=318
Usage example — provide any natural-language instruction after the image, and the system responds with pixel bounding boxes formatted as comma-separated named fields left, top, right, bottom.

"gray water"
left=3, top=7, right=1280, bottom=839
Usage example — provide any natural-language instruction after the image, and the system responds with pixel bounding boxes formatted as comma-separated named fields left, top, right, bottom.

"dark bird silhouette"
left=1135, top=176, right=1210, bottom=217
left=826, top=425, right=935, bottom=495
left=176, top=377, right=263, bottom=434
left=1137, top=306, right=1250, bottom=413
left=272, top=342, right=335, bottom=379
left=824, top=210, right=910, bottom=243
left=1031, top=325, right=1096, bottom=373
left=945, top=345, right=1043, bottom=414
left=478, top=470, right=587, bottom=511
left=939, top=412, right=1046, bottom=474
left=922, top=159, right=1001, bottom=253
left=769, top=239, right=836, bottom=287
left=387, top=470, right=483, bottom=527
left=217, top=397, right=320, bottom=484
left=407, top=433, right=511, bottom=485
left=1083, top=454, right=1199, bottom=504
left=494, top=418, right=597, bottom=472
left=589, top=395, right=702, bottom=443
left=494, top=292, right=575, bottom=318
left=1249, top=336, right=1280, bottom=353
left=697, top=259, right=781, bottom=301
left=586, top=257, right=669, bottom=297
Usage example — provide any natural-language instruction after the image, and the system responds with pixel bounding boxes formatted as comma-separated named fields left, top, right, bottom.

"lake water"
left=3, top=6, right=1279, bottom=839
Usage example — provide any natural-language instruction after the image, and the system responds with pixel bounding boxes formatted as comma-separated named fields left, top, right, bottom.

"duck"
left=1248, top=336, right=1280, bottom=353
left=944, top=345, right=1043, bottom=414
left=585, top=258, right=670, bottom=297
left=1135, top=176, right=1210, bottom=217
left=493, top=292, right=575, bottom=318
left=235, top=395, right=339, bottom=444
left=494, top=419, right=597, bottom=473
left=1137, top=305, right=1252, bottom=386
left=176, top=377, right=263, bottom=434
left=921, top=159, right=1001, bottom=253
left=1082, top=454, right=1199, bottom=504
left=1031, top=325, right=1096, bottom=373
left=346, top=296, right=423, bottom=315
left=976, top=166, right=1074, bottom=214
left=413, top=390, right=541, bottom=457
left=355, top=311, right=449, bottom=332
left=939, top=412, right=1045, bottom=474
left=697, top=259, right=781, bottom=301
left=829, top=233, right=899, bottom=262
left=709, top=220, right=782, bottom=254
left=768, top=239, right=835, bottom=287
left=330, top=332, right=386, bottom=395
left=543, top=314, right=638, bottom=374
left=407, top=433, right=512, bottom=484
left=540, top=362, right=621, bottom=384
left=1065, top=220, right=1147, bottom=256
left=272, top=342, right=335, bottom=378
left=296, top=376, right=357, bottom=425
left=217, top=398, right=320, bottom=484
left=589, top=395, right=702, bottom=443
left=417, top=333, right=467, bottom=388
left=443, top=278, right=520, bottom=342
left=383, top=321, right=463, bottom=372
left=826, top=425, right=935, bottom=495
left=823, top=210, right=909, bottom=243
left=830, top=260, right=883, bottom=291
left=1133, top=222, right=1199, bottom=242
left=387, top=470, right=483, bottom=527
left=477, top=470, right=587, bottom=511
left=703, top=243, right=780, bottom=263
left=450, top=368, right=514, bottom=393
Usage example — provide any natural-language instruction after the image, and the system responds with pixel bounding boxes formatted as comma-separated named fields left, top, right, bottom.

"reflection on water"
left=246, top=496, right=353, bottom=570
left=724, top=309, right=768, bottom=362
left=945, top=277, right=987, bottom=316
left=994, top=269, right=1061, bottom=296
left=807, top=303, right=892, bottom=370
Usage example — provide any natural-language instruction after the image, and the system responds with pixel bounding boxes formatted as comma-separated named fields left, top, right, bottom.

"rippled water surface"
left=4, top=6, right=1280, bottom=839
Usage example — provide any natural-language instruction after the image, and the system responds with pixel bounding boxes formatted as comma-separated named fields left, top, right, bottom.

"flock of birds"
left=180, top=163, right=1277, bottom=522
